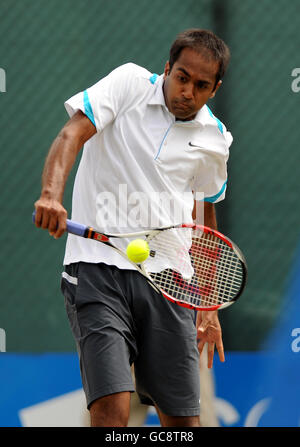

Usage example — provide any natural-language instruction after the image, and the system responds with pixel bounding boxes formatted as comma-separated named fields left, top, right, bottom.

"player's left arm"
left=194, top=201, right=225, bottom=368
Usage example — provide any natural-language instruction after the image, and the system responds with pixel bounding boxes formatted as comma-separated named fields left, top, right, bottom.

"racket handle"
left=65, top=220, right=87, bottom=236
left=32, top=211, right=87, bottom=237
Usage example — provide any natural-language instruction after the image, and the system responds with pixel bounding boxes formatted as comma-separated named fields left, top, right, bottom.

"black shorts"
left=61, top=262, right=200, bottom=417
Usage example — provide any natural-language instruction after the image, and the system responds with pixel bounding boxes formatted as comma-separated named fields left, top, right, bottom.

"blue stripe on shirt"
left=204, top=180, right=227, bottom=203
left=83, top=90, right=96, bottom=127
left=206, top=106, right=224, bottom=134
left=149, top=73, right=158, bottom=84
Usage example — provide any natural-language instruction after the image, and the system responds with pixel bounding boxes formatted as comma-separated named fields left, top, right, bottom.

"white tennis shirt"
left=63, top=63, right=233, bottom=269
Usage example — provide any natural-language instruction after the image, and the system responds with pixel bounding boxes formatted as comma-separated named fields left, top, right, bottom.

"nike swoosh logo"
left=188, top=142, right=200, bottom=148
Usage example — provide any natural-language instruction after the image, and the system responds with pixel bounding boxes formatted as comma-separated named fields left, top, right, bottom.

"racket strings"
left=192, top=233, right=243, bottom=305
left=145, top=228, right=244, bottom=309
left=192, top=237, right=243, bottom=286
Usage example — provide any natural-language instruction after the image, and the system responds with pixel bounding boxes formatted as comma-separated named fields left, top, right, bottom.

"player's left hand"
left=196, top=310, right=225, bottom=369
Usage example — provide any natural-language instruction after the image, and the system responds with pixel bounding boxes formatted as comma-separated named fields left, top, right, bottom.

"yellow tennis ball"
left=126, top=239, right=150, bottom=263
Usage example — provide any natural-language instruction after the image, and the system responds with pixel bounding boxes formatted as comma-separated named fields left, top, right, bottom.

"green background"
left=0, top=0, right=299, bottom=351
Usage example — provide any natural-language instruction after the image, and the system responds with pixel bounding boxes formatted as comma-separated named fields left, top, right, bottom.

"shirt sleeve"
left=64, top=63, right=136, bottom=132
left=191, top=106, right=233, bottom=203
left=191, top=152, right=228, bottom=203
left=191, top=137, right=231, bottom=204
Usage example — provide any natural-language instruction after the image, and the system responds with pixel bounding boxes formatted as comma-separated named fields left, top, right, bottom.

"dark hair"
left=169, top=29, right=230, bottom=88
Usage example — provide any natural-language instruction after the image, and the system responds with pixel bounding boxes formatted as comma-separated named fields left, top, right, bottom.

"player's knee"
left=157, top=408, right=200, bottom=427
left=89, top=393, right=130, bottom=427
left=166, top=415, right=200, bottom=427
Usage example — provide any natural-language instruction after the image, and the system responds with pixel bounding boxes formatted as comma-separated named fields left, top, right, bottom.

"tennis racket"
left=32, top=212, right=247, bottom=311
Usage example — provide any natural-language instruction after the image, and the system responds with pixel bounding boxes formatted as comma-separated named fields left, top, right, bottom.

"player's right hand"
left=34, top=198, right=67, bottom=239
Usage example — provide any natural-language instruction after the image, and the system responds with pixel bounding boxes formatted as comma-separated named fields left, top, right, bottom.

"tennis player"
left=34, top=29, right=232, bottom=427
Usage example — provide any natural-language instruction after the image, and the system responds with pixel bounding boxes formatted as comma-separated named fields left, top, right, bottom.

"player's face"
left=163, top=47, right=222, bottom=121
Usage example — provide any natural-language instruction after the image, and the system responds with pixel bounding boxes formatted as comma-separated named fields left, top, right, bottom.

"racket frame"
left=32, top=212, right=247, bottom=311
left=141, top=224, right=247, bottom=311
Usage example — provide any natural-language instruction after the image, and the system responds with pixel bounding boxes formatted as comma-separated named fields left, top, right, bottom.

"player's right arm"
left=34, top=110, right=96, bottom=238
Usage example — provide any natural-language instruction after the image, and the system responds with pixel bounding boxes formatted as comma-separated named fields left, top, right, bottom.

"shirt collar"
left=148, top=74, right=167, bottom=107
left=148, top=73, right=211, bottom=127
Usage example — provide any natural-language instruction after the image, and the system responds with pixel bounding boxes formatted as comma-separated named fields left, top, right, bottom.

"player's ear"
left=163, top=61, right=170, bottom=79
left=209, top=80, right=222, bottom=99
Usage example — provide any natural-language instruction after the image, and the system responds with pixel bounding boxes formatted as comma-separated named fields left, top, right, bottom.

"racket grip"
left=32, top=211, right=87, bottom=237
left=65, top=220, right=87, bottom=236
